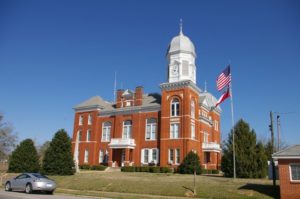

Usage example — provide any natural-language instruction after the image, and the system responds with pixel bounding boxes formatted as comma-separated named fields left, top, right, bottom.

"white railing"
left=202, top=142, right=221, bottom=152
left=109, top=138, right=136, bottom=149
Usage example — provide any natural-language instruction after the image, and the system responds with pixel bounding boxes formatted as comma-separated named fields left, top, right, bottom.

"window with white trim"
left=170, top=123, right=179, bottom=139
left=84, top=149, right=89, bottom=163
left=175, top=148, right=180, bottom=164
left=214, top=121, right=219, bottom=131
left=146, top=118, right=156, bottom=140
left=79, top=115, right=83, bottom=125
left=78, top=130, right=82, bottom=141
left=141, top=148, right=159, bottom=164
left=88, top=114, right=92, bottom=125
left=290, top=164, right=300, bottom=181
left=168, top=149, right=174, bottom=164
left=203, top=132, right=209, bottom=143
left=171, top=98, right=180, bottom=117
left=87, top=129, right=91, bottom=141
left=99, top=150, right=103, bottom=163
left=122, top=120, right=132, bottom=139
left=191, top=100, right=195, bottom=119
left=191, top=123, right=195, bottom=139
left=102, top=122, right=111, bottom=142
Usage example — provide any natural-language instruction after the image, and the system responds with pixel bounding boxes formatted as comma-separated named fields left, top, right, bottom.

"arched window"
left=146, top=118, right=157, bottom=140
left=191, top=100, right=195, bottom=119
left=122, top=120, right=132, bottom=139
left=171, top=98, right=180, bottom=117
left=102, top=122, right=111, bottom=142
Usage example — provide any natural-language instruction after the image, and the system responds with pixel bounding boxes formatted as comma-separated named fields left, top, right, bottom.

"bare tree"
left=0, top=113, right=17, bottom=161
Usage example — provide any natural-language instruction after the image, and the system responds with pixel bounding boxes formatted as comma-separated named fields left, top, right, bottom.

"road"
left=0, top=190, right=110, bottom=199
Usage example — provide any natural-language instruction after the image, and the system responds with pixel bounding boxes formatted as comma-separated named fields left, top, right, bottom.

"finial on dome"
left=179, top=18, right=183, bottom=35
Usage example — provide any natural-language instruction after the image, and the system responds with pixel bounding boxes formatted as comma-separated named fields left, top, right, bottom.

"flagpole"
left=229, top=81, right=236, bottom=179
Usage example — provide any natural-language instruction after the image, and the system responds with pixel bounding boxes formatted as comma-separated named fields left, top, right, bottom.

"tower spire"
left=179, top=18, right=183, bottom=35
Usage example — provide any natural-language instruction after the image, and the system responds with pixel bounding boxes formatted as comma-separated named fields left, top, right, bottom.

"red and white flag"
left=215, top=87, right=230, bottom=107
left=216, top=65, right=231, bottom=91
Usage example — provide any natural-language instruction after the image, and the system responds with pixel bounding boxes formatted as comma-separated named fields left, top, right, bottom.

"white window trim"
left=141, top=148, right=159, bottom=164
left=214, top=120, right=219, bottom=131
left=84, top=149, right=89, bottom=163
left=145, top=119, right=157, bottom=141
left=289, top=163, right=300, bottom=182
left=191, top=123, right=195, bottom=140
left=168, top=149, right=174, bottom=164
left=191, top=100, right=195, bottom=119
left=99, top=150, right=104, bottom=163
left=86, top=129, right=91, bottom=141
left=79, top=115, right=83, bottom=126
left=170, top=123, right=179, bottom=139
left=102, top=122, right=111, bottom=142
left=175, top=148, right=180, bottom=165
left=171, top=98, right=180, bottom=117
left=122, top=121, right=132, bottom=139
left=88, top=114, right=92, bottom=125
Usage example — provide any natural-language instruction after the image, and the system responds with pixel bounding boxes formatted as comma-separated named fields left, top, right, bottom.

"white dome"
left=167, top=32, right=196, bottom=57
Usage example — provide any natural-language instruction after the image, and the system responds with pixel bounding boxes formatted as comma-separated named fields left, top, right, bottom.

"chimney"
left=135, top=86, right=143, bottom=106
left=116, top=89, right=124, bottom=108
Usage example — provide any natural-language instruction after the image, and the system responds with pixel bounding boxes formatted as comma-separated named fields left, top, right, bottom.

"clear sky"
left=1, top=0, right=299, bottom=147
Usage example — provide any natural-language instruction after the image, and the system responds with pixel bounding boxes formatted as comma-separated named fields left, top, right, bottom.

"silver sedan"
left=5, top=173, right=56, bottom=194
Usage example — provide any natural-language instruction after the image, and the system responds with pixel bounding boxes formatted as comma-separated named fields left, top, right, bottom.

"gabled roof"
left=272, top=145, right=300, bottom=159
left=74, top=96, right=113, bottom=111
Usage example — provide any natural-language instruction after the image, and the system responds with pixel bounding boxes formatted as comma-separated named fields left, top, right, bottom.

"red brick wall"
left=72, top=86, right=221, bottom=169
left=278, top=159, right=300, bottom=199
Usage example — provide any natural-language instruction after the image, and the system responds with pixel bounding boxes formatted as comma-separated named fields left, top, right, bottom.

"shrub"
left=91, top=165, right=107, bottom=171
left=160, top=167, right=172, bottom=173
left=212, top=170, right=219, bottom=174
left=178, top=151, right=201, bottom=175
left=80, top=164, right=91, bottom=170
left=121, top=166, right=136, bottom=172
left=140, top=166, right=149, bottom=172
left=149, top=166, right=160, bottom=173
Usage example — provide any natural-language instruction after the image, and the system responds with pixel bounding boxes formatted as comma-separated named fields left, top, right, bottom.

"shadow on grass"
left=239, top=183, right=280, bottom=199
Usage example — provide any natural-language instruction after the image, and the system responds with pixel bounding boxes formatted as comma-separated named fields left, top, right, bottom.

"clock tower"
left=159, top=25, right=202, bottom=166
left=167, top=25, right=197, bottom=83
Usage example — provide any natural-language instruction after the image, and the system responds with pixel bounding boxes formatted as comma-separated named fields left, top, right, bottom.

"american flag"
left=216, top=65, right=231, bottom=91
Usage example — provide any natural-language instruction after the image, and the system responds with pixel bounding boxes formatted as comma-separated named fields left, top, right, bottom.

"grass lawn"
left=48, top=171, right=279, bottom=199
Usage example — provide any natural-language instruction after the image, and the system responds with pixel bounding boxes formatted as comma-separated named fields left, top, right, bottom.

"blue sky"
left=0, top=0, right=299, bottom=147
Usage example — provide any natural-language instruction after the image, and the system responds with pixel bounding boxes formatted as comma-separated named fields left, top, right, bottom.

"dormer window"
left=171, top=98, right=180, bottom=117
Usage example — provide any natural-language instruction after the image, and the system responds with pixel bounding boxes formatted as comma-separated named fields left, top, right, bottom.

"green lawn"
left=48, top=171, right=279, bottom=199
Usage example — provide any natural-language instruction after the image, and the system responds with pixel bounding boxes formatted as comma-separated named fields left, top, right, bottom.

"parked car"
left=5, top=173, right=56, bottom=194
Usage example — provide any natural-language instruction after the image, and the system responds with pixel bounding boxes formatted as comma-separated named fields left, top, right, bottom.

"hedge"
left=80, top=164, right=107, bottom=171
left=201, top=169, right=219, bottom=174
left=121, top=166, right=172, bottom=173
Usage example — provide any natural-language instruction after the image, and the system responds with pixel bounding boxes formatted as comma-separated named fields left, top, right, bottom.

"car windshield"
left=32, top=174, right=48, bottom=179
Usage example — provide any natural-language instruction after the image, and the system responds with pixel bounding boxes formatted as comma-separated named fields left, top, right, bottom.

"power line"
left=274, top=110, right=300, bottom=115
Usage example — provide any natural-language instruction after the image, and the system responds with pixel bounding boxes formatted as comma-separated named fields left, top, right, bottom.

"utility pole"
left=277, top=115, right=280, bottom=151
left=269, top=111, right=276, bottom=186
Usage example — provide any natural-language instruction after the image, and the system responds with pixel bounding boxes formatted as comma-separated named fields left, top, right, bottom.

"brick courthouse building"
left=72, top=28, right=222, bottom=169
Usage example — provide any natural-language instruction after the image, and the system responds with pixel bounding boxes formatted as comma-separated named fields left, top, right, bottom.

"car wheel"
left=5, top=182, right=12, bottom=191
left=46, top=190, right=54, bottom=195
left=25, top=183, right=32, bottom=194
